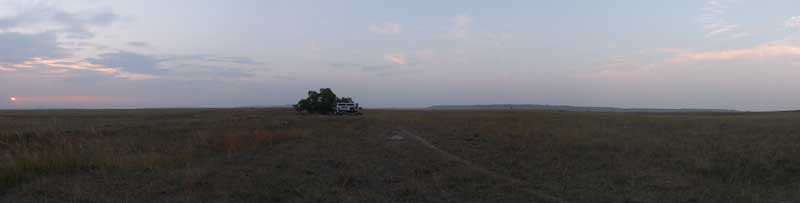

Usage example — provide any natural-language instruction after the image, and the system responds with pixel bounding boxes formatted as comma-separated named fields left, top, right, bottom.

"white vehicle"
left=335, top=103, right=362, bottom=115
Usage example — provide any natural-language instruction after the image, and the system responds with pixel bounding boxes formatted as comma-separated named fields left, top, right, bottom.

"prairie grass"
left=3, top=109, right=800, bottom=202
left=215, top=128, right=304, bottom=155
left=369, top=110, right=800, bottom=202
left=0, top=109, right=301, bottom=192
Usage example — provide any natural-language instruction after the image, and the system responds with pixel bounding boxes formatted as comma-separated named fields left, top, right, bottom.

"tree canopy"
left=293, top=88, right=354, bottom=114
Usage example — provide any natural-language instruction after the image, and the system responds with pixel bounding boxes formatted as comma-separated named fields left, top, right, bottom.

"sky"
left=1, top=0, right=800, bottom=111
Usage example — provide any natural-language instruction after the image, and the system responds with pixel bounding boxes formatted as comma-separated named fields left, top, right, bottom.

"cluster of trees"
left=293, top=88, right=354, bottom=114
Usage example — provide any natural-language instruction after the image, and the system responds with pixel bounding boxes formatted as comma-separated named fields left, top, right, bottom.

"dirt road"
left=392, top=127, right=568, bottom=203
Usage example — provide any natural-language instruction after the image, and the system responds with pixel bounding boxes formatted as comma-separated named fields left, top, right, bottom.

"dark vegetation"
left=293, top=88, right=354, bottom=114
left=2, top=109, right=800, bottom=202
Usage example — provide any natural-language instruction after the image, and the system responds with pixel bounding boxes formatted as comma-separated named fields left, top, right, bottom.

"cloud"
left=167, top=64, right=254, bottom=80
left=578, top=43, right=800, bottom=111
left=596, top=49, right=687, bottom=70
left=0, top=32, right=258, bottom=81
left=89, top=52, right=162, bottom=74
left=272, top=75, right=299, bottom=81
left=377, top=69, right=424, bottom=77
left=0, top=1, right=52, bottom=29
left=585, top=44, right=800, bottom=81
left=384, top=50, right=435, bottom=66
left=483, top=32, right=513, bottom=42
left=361, top=65, right=392, bottom=72
left=669, top=45, right=800, bottom=63
left=327, top=62, right=421, bottom=77
left=128, top=41, right=149, bottom=47
left=369, top=22, right=402, bottom=34
left=442, top=15, right=510, bottom=43
left=705, top=24, right=740, bottom=37
left=1, top=57, right=155, bottom=80
left=329, top=62, right=385, bottom=70
left=0, top=1, right=263, bottom=84
left=0, top=1, right=127, bottom=80
left=53, top=9, right=118, bottom=39
left=384, top=54, right=408, bottom=65
left=333, top=50, right=433, bottom=73
left=160, top=54, right=263, bottom=65
left=26, top=58, right=119, bottom=74
left=787, top=16, right=800, bottom=31
left=447, top=15, right=472, bottom=40
left=577, top=69, right=639, bottom=80
left=0, top=1, right=118, bottom=39
left=201, top=56, right=262, bottom=65
left=86, top=51, right=261, bottom=79
left=0, top=32, right=65, bottom=65
left=698, top=0, right=750, bottom=40
left=329, top=63, right=362, bottom=69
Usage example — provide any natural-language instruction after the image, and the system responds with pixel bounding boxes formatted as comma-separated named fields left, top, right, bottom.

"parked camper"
left=335, top=103, right=362, bottom=115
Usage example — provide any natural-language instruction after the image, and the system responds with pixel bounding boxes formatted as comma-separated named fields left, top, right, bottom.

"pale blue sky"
left=1, top=0, right=800, bottom=110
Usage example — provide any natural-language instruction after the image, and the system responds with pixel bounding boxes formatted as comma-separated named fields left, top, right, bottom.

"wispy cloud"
left=383, top=54, right=407, bottom=65
left=0, top=1, right=118, bottom=39
left=377, top=69, right=424, bottom=77
left=787, top=16, right=800, bottom=31
left=698, top=0, right=750, bottom=40
left=272, top=75, right=299, bottom=81
left=0, top=1, right=134, bottom=81
left=329, top=63, right=362, bottom=69
left=443, top=15, right=511, bottom=43
left=594, top=49, right=686, bottom=70
left=669, top=45, right=800, bottom=63
left=159, top=54, right=263, bottom=65
left=0, top=32, right=66, bottom=65
left=361, top=65, right=391, bottom=72
left=89, top=52, right=162, bottom=74
left=382, top=50, right=437, bottom=66
left=1, top=50, right=263, bottom=81
left=577, top=69, right=639, bottom=80
left=369, top=22, right=402, bottom=34
left=167, top=64, right=254, bottom=80
left=128, top=41, right=149, bottom=47
left=328, top=51, right=429, bottom=77
left=88, top=51, right=262, bottom=80
left=329, top=62, right=393, bottom=73
left=447, top=15, right=472, bottom=40
left=0, top=57, right=155, bottom=80
left=585, top=44, right=800, bottom=80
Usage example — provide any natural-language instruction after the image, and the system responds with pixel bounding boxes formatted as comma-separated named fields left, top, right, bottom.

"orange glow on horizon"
left=3, top=96, right=147, bottom=106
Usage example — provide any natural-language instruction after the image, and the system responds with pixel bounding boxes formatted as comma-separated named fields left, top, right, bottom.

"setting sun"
left=10, top=97, right=16, bottom=101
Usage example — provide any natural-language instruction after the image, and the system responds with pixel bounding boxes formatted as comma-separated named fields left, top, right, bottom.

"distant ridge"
left=428, top=104, right=738, bottom=113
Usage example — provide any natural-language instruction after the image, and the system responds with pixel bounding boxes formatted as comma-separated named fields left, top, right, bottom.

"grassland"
left=2, top=109, right=800, bottom=202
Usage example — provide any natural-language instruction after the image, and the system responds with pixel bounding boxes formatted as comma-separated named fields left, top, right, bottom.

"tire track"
left=394, top=127, right=570, bottom=203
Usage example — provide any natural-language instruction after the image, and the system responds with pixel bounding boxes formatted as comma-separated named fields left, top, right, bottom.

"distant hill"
left=428, top=104, right=738, bottom=113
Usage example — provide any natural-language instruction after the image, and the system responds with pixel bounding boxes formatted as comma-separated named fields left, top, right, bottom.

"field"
left=2, top=109, right=800, bottom=202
